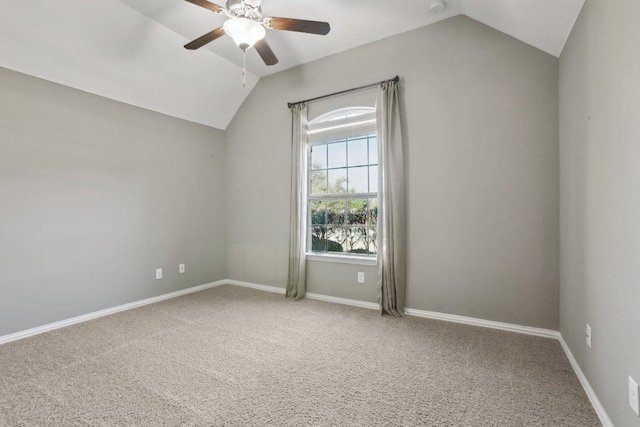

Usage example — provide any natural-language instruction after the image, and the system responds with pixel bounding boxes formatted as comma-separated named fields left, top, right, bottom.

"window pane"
left=348, top=138, right=368, bottom=167
left=347, top=199, right=367, bottom=225
left=326, top=199, right=346, bottom=225
left=326, top=227, right=346, bottom=253
left=369, top=166, right=378, bottom=193
left=310, top=145, right=327, bottom=170
left=328, top=141, right=347, bottom=168
left=348, top=166, right=369, bottom=193
left=368, top=137, right=378, bottom=165
left=310, top=200, right=326, bottom=225
left=328, top=168, right=347, bottom=194
left=368, top=198, right=378, bottom=226
left=307, top=115, right=379, bottom=257
left=311, top=226, right=327, bottom=252
left=367, top=226, right=378, bottom=255
left=310, top=170, right=327, bottom=195
left=346, top=227, right=368, bottom=254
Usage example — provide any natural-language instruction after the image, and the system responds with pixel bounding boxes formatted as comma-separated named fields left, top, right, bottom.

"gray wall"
left=225, top=16, right=560, bottom=330
left=0, top=67, right=227, bottom=336
left=559, top=0, right=640, bottom=425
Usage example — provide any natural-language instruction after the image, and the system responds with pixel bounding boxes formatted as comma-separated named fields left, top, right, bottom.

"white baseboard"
left=0, top=278, right=613, bottom=427
left=306, top=292, right=380, bottom=310
left=221, top=280, right=558, bottom=339
left=0, top=280, right=227, bottom=346
left=225, top=279, right=286, bottom=294
left=404, top=307, right=560, bottom=339
left=558, top=335, right=614, bottom=427
left=225, top=279, right=380, bottom=310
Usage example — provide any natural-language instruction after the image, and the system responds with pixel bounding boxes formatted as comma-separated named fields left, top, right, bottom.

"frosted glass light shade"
left=223, top=18, right=266, bottom=50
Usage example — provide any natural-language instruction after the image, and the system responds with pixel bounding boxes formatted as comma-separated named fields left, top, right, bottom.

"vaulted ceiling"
left=0, top=0, right=584, bottom=130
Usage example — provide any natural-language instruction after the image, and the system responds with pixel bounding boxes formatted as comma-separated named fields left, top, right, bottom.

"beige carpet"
left=0, top=285, right=600, bottom=426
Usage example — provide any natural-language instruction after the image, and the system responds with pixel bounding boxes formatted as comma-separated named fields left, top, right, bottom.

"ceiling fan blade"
left=254, top=39, right=279, bottom=66
left=184, top=0, right=223, bottom=13
left=267, top=17, right=330, bottom=36
left=184, top=27, right=226, bottom=50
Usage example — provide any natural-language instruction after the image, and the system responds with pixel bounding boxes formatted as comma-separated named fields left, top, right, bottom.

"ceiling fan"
left=183, top=0, right=331, bottom=69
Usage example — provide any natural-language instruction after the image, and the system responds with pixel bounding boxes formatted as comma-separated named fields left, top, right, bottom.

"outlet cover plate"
left=630, top=376, right=640, bottom=416
left=156, top=268, right=162, bottom=280
left=586, top=324, right=592, bottom=348
left=357, top=272, right=365, bottom=283
left=179, top=264, right=185, bottom=274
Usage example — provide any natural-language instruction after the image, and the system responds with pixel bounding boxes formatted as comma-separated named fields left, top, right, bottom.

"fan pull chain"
left=242, top=50, right=247, bottom=87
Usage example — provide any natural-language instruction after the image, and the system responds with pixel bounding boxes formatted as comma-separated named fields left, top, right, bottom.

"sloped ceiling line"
left=0, top=0, right=584, bottom=130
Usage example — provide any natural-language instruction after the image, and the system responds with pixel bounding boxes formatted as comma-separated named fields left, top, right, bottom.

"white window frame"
left=305, top=107, right=378, bottom=266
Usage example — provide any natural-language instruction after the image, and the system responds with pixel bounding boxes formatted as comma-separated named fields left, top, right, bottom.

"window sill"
left=305, top=253, right=377, bottom=266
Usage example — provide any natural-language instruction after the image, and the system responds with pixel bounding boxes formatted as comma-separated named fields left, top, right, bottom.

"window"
left=306, top=108, right=378, bottom=257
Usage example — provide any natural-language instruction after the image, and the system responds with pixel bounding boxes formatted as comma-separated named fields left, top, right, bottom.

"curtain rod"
left=287, top=75, right=399, bottom=109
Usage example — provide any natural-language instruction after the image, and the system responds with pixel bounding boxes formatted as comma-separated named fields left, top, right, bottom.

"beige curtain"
left=286, top=103, right=308, bottom=299
left=376, top=81, right=406, bottom=316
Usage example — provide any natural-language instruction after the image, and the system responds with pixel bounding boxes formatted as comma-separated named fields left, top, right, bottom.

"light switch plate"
left=179, top=264, right=185, bottom=274
left=629, top=376, right=640, bottom=416
left=586, top=324, right=592, bottom=348
left=156, top=268, right=162, bottom=280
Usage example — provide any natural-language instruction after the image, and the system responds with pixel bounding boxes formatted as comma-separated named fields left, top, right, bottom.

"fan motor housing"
left=226, top=0, right=262, bottom=20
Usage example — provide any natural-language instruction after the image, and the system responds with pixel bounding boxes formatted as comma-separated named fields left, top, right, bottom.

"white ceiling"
left=0, top=0, right=259, bottom=130
left=460, top=0, right=585, bottom=57
left=0, top=0, right=584, bottom=130
left=117, top=0, right=463, bottom=78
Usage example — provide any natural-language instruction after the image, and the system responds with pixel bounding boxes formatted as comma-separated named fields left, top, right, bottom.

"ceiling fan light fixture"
left=223, top=17, right=266, bottom=51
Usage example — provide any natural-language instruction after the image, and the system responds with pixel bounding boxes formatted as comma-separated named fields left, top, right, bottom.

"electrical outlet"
left=156, top=268, right=162, bottom=280
left=629, top=376, right=640, bottom=416
left=179, top=264, right=185, bottom=274
left=357, top=272, right=365, bottom=283
left=586, top=324, right=592, bottom=348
